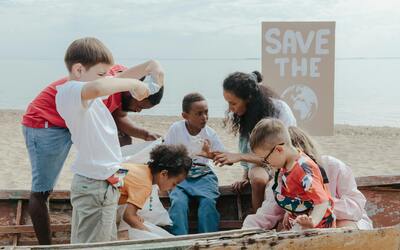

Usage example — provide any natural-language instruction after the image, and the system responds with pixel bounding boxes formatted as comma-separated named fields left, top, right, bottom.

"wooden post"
left=12, top=200, right=23, bottom=246
left=236, top=194, right=243, bottom=221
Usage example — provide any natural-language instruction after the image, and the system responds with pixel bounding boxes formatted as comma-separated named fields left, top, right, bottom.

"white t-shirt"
left=164, top=120, right=224, bottom=171
left=55, top=81, right=122, bottom=180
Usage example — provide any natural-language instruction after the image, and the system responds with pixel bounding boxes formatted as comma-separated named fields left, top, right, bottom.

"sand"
left=1, top=110, right=399, bottom=190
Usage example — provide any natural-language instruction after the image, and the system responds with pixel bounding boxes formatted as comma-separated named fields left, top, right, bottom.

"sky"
left=0, top=0, right=399, bottom=60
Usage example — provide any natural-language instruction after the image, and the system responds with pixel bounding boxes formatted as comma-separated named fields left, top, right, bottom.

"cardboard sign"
left=262, top=22, right=335, bottom=135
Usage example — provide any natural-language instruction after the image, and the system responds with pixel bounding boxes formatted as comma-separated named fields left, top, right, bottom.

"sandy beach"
left=1, top=109, right=399, bottom=190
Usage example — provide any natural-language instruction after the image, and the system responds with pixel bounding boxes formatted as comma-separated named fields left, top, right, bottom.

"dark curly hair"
left=139, top=75, right=164, bottom=106
left=148, top=144, right=192, bottom=177
left=120, top=75, right=164, bottom=110
left=182, top=92, right=205, bottom=113
left=223, top=71, right=279, bottom=138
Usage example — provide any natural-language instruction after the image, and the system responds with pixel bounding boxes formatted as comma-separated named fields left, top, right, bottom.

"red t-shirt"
left=22, top=64, right=128, bottom=128
left=281, top=153, right=334, bottom=227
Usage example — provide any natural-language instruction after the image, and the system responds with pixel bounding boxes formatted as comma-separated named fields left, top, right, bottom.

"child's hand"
left=130, top=81, right=150, bottom=101
left=131, top=215, right=150, bottom=231
left=137, top=215, right=144, bottom=223
left=231, top=178, right=250, bottom=193
left=144, top=131, right=162, bottom=141
left=146, top=60, right=164, bottom=87
left=197, top=139, right=214, bottom=159
left=213, top=152, right=240, bottom=167
left=294, top=215, right=314, bottom=229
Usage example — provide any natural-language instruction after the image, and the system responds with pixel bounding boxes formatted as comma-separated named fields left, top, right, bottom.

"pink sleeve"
left=242, top=184, right=285, bottom=229
left=331, top=160, right=366, bottom=221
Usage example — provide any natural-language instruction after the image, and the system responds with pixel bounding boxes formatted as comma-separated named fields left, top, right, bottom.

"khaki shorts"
left=70, top=174, right=120, bottom=244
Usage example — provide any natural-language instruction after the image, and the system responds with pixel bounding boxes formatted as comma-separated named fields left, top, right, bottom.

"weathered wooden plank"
left=10, top=229, right=264, bottom=249
left=1, top=174, right=399, bottom=201
left=0, top=224, right=71, bottom=234
left=0, top=190, right=70, bottom=201
left=356, top=175, right=400, bottom=187
left=362, top=188, right=400, bottom=227
left=12, top=200, right=23, bottom=246
left=8, top=226, right=400, bottom=250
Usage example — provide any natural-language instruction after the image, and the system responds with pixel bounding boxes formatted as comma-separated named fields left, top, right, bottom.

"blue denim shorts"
left=22, top=126, right=72, bottom=192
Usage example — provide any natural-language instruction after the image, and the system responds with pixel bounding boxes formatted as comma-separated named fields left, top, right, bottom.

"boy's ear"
left=71, top=63, right=84, bottom=78
left=161, top=169, right=168, bottom=177
left=182, top=112, right=188, bottom=120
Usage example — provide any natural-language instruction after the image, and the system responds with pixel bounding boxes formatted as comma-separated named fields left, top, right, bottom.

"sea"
left=0, top=58, right=398, bottom=127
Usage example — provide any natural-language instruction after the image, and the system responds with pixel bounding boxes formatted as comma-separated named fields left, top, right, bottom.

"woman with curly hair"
left=213, top=71, right=296, bottom=211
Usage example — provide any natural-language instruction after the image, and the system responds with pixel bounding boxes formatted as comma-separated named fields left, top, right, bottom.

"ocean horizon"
left=1, top=58, right=399, bottom=127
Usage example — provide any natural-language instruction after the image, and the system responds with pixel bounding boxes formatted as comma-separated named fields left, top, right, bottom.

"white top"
left=164, top=120, right=224, bottom=170
left=271, top=98, right=297, bottom=127
left=321, top=156, right=373, bottom=229
left=55, top=81, right=122, bottom=180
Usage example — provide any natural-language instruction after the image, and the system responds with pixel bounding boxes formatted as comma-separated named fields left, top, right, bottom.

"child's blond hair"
left=249, top=118, right=291, bottom=151
left=64, top=37, right=114, bottom=72
left=288, top=126, right=322, bottom=166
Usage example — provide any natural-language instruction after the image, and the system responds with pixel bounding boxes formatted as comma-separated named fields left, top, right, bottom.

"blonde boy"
left=249, top=118, right=335, bottom=229
left=55, top=37, right=162, bottom=243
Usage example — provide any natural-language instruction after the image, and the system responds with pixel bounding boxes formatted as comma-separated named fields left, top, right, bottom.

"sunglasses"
left=262, top=143, right=285, bottom=166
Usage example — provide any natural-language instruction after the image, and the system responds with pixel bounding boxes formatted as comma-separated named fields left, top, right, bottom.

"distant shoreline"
left=6, top=108, right=399, bottom=129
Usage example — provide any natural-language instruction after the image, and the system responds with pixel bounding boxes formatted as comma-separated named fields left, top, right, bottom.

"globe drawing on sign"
left=281, top=84, right=318, bottom=121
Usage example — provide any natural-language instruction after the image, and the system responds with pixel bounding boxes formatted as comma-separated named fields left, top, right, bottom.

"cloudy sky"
left=0, top=0, right=399, bottom=60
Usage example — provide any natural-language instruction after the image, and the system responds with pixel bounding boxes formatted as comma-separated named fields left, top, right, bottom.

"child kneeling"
left=118, top=144, right=191, bottom=237
left=249, top=118, right=335, bottom=229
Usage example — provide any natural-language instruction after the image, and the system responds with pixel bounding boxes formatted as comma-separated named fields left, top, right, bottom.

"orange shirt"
left=119, top=163, right=153, bottom=209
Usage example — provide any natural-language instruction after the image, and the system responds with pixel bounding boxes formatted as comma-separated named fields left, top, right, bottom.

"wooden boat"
left=0, top=175, right=399, bottom=249
left=6, top=226, right=399, bottom=250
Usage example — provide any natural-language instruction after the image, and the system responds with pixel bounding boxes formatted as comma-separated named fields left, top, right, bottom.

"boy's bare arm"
left=213, top=152, right=263, bottom=167
left=117, top=60, right=164, bottom=86
left=81, top=78, right=149, bottom=101
left=309, top=201, right=329, bottom=226
left=123, top=203, right=149, bottom=231
left=113, top=109, right=161, bottom=141
left=296, top=201, right=329, bottom=229
left=115, top=60, right=153, bottom=79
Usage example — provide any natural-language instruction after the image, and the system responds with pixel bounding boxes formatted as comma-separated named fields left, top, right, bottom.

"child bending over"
left=249, top=118, right=335, bottom=230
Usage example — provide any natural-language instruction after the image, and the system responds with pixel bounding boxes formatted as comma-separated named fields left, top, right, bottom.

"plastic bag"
left=138, top=185, right=173, bottom=226
left=117, top=186, right=172, bottom=230
left=128, top=221, right=173, bottom=240
left=121, top=137, right=163, bottom=164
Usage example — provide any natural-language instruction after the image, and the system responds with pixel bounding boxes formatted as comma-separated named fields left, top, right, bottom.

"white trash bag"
left=121, top=137, right=163, bottom=164
left=128, top=221, right=173, bottom=240
left=138, top=185, right=172, bottom=226
left=117, top=185, right=173, bottom=239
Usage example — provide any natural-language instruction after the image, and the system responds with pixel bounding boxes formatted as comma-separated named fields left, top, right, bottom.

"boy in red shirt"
left=249, top=118, right=335, bottom=230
